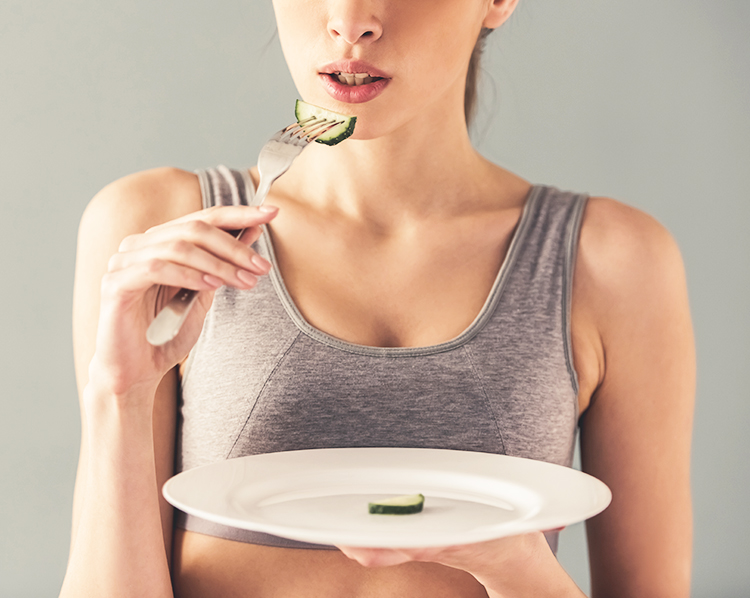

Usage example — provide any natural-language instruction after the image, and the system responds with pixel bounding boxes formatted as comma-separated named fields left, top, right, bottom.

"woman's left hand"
left=337, top=532, right=538, bottom=571
left=337, top=531, right=585, bottom=598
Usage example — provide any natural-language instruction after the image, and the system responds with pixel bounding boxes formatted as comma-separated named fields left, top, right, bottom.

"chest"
left=264, top=214, right=517, bottom=348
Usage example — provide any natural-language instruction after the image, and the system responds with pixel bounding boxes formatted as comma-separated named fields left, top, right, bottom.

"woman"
left=61, top=0, right=694, bottom=596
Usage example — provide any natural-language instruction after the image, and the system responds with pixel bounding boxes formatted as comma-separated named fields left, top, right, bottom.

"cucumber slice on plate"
left=295, top=99, right=357, bottom=146
left=368, top=493, right=425, bottom=515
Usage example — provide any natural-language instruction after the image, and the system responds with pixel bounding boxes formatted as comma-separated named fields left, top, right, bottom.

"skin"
left=60, top=0, right=694, bottom=597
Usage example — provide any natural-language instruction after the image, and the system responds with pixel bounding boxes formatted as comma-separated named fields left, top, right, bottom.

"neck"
left=261, top=96, right=529, bottom=232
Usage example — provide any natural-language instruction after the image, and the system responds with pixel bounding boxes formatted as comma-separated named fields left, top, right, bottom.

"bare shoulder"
left=81, top=166, right=202, bottom=232
left=79, top=166, right=202, bottom=241
left=577, top=195, right=687, bottom=323
left=571, top=195, right=692, bottom=407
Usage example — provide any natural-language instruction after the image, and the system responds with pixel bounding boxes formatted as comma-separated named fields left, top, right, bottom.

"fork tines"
left=283, top=116, right=344, bottom=142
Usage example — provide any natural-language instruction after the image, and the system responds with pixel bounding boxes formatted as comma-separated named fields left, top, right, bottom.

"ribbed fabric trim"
left=197, top=169, right=213, bottom=210
left=217, top=164, right=242, bottom=205
left=562, top=195, right=589, bottom=398
left=175, top=512, right=337, bottom=550
left=260, top=185, right=544, bottom=357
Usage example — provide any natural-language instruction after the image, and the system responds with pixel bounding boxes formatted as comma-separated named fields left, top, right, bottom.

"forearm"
left=60, top=384, right=173, bottom=598
left=475, top=550, right=586, bottom=598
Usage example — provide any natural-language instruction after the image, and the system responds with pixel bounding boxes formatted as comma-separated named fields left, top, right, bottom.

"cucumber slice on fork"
left=295, top=100, right=357, bottom=146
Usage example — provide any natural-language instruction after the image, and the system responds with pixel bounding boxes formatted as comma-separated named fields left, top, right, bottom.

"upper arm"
left=70, top=167, right=202, bottom=562
left=574, top=197, right=695, bottom=597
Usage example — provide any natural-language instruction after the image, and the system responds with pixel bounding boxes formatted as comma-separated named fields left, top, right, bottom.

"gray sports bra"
left=174, top=165, right=588, bottom=553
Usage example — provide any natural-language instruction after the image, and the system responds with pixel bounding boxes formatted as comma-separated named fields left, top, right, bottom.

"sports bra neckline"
left=252, top=183, right=544, bottom=357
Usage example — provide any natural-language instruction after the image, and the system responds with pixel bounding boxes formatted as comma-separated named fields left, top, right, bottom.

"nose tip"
left=327, top=14, right=383, bottom=45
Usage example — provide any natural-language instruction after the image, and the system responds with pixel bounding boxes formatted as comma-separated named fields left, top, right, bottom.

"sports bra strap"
left=196, top=165, right=257, bottom=209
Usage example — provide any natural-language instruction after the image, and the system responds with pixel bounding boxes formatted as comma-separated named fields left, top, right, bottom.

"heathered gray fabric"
left=174, top=166, right=588, bottom=554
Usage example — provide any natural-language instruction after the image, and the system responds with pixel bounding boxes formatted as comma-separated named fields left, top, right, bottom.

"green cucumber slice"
left=294, top=99, right=356, bottom=146
left=368, top=493, right=425, bottom=515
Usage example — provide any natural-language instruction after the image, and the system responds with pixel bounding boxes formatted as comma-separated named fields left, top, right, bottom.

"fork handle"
left=146, top=288, right=199, bottom=346
left=255, top=180, right=272, bottom=207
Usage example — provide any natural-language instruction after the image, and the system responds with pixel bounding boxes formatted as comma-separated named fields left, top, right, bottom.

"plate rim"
left=163, top=447, right=611, bottom=548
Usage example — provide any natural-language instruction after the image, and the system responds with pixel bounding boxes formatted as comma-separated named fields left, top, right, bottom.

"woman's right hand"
left=88, top=204, right=279, bottom=402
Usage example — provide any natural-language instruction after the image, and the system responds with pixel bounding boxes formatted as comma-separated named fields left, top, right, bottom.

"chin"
left=298, top=88, right=405, bottom=142
left=347, top=124, right=381, bottom=142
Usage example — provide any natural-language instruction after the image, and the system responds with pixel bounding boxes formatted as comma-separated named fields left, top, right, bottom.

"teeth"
left=335, top=72, right=376, bottom=86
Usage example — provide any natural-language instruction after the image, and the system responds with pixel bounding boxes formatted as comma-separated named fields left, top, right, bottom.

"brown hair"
left=465, top=27, right=493, bottom=127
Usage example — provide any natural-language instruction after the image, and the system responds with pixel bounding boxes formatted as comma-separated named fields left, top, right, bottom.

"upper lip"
left=318, top=59, right=390, bottom=79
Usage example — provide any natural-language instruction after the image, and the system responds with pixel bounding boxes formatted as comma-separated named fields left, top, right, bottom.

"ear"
left=482, top=0, right=519, bottom=30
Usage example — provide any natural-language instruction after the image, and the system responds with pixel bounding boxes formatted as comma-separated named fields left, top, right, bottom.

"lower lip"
left=318, top=74, right=390, bottom=104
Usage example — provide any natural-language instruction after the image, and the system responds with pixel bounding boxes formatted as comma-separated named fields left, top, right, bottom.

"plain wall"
left=1, top=1, right=748, bottom=596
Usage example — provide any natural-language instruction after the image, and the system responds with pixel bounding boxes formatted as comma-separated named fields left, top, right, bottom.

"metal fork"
left=146, top=116, right=343, bottom=346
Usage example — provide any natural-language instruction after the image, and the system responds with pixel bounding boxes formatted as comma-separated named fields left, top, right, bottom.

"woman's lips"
left=319, top=60, right=390, bottom=80
left=318, top=72, right=390, bottom=104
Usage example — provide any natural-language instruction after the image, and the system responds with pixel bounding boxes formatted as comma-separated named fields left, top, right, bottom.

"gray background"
left=1, top=1, right=747, bottom=596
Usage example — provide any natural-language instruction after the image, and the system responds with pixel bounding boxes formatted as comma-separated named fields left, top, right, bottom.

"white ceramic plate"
left=163, top=447, right=611, bottom=548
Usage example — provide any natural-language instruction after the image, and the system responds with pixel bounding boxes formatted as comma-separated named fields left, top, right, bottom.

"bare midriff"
left=171, top=529, right=489, bottom=598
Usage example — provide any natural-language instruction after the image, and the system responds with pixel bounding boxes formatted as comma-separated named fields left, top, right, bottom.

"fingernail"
left=203, top=274, right=223, bottom=288
left=237, top=269, right=258, bottom=286
left=251, top=254, right=271, bottom=271
left=259, top=205, right=278, bottom=213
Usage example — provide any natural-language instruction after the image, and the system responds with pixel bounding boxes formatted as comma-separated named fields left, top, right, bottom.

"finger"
left=109, top=240, right=263, bottom=289
left=237, top=222, right=265, bottom=246
left=119, top=220, right=272, bottom=275
left=101, top=259, right=235, bottom=303
left=336, top=547, right=413, bottom=568
left=145, top=204, right=279, bottom=235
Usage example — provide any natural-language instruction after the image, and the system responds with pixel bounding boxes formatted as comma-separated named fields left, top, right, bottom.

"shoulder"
left=575, top=195, right=690, bottom=356
left=79, top=166, right=203, bottom=241
left=578, top=195, right=686, bottom=308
